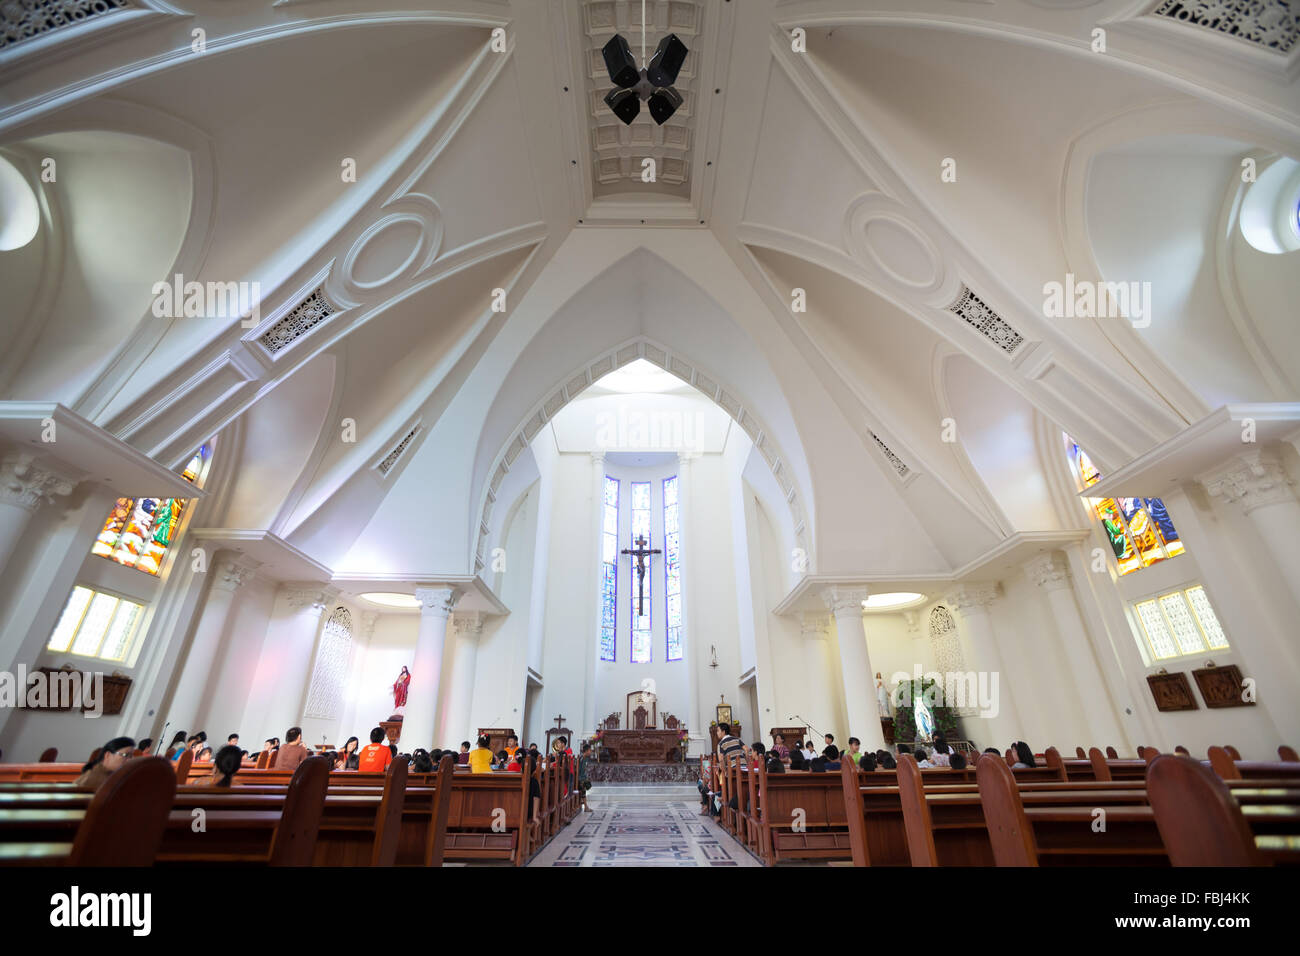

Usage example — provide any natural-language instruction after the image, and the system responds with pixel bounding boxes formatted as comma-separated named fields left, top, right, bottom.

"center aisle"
left=527, top=784, right=761, bottom=867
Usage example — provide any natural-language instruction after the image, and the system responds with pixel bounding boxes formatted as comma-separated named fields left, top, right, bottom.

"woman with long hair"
left=193, top=745, right=243, bottom=787
left=336, top=736, right=360, bottom=770
left=1011, top=741, right=1036, bottom=768
left=76, top=737, right=135, bottom=790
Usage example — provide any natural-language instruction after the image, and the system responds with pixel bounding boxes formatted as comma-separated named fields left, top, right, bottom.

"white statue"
left=875, top=672, right=890, bottom=718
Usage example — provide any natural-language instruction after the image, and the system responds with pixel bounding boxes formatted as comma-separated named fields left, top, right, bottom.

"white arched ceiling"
left=0, top=129, right=190, bottom=405
left=805, top=21, right=1194, bottom=405
left=940, top=352, right=1063, bottom=534
left=95, top=20, right=489, bottom=422
left=1086, top=134, right=1278, bottom=407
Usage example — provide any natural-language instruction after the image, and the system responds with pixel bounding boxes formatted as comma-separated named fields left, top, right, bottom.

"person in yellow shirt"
left=468, top=734, right=494, bottom=773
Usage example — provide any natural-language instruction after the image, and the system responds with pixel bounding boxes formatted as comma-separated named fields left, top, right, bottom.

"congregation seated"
left=75, top=736, right=136, bottom=790
left=468, top=735, right=493, bottom=773
left=275, top=726, right=310, bottom=773
left=1010, top=741, right=1036, bottom=768
left=336, top=737, right=360, bottom=770
left=357, top=727, right=392, bottom=772
left=191, top=745, right=242, bottom=788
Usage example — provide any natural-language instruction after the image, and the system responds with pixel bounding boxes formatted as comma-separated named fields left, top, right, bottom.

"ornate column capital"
left=800, top=612, right=830, bottom=640
left=453, top=610, right=484, bottom=640
left=1199, top=449, right=1296, bottom=515
left=944, top=582, right=1000, bottom=613
left=820, top=585, right=869, bottom=616
left=903, top=610, right=921, bottom=635
left=414, top=585, right=461, bottom=619
left=1023, top=552, right=1070, bottom=591
left=212, top=555, right=260, bottom=593
left=280, top=581, right=339, bottom=613
left=0, top=452, right=79, bottom=514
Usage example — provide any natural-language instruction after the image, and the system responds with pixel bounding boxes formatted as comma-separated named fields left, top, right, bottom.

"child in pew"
left=411, top=749, right=434, bottom=773
left=843, top=738, right=862, bottom=765
left=165, top=731, right=188, bottom=760
left=914, top=748, right=935, bottom=769
left=804, top=741, right=817, bottom=763
left=192, top=745, right=243, bottom=787
left=858, top=752, right=877, bottom=772
left=134, top=738, right=154, bottom=757
left=578, top=741, right=594, bottom=811
left=76, top=737, right=136, bottom=790
left=196, top=747, right=213, bottom=762
left=357, top=727, right=393, bottom=773
left=458, top=741, right=472, bottom=766
left=468, top=735, right=494, bottom=773
left=789, top=748, right=806, bottom=770
left=496, top=749, right=510, bottom=770
left=949, top=751, right=968, bottom=771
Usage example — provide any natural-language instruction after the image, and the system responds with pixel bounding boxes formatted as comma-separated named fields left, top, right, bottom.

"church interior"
left=1, top=0, right=1299, bottom=884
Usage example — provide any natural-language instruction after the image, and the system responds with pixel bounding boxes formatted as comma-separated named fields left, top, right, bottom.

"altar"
left=595, top=692, right=686, bottom=764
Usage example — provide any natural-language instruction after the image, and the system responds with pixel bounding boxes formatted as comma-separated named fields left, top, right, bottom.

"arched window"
left=304, top=606, right=353, bottom=720
left=663, top=475, right=683, bottom=662
left=1065, top=436, right=1185, bottom=575
left=90, top=444, right=212, bottom=576
left=630, top=481, right=652, bottom=663
left=599, top=476, right=619, bottom=662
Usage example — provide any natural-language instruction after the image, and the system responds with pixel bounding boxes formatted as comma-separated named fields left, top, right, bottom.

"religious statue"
left=875, top=672, right=890, bottom=718
left=392, top=666, right=411, bottom=712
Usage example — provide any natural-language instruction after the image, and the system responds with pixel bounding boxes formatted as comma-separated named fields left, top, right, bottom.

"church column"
left=1023, top=553, right=1126, bottom=747
left=403, top=586, right=460, bottom=750
left=821, top=586, right=886, bottom=752
left=584, top=452, right=604, bottom=731
left=0, top=451, right=78, bottom=579
left=168, top=553, right=260, bottom=734
left=944, top=583, right=1023, bottom=746
left=1200, top=448, right=1300, bottom=610
left=446, top=611, right=484, bottom=745
left=677, top=452, right=702, bottom=739
left=251, top=582, right=339, bottom=739
left=800, top=613, right=832, bottom=740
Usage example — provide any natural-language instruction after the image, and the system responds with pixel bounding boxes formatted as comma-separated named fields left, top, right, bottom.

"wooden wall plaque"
left=1192, top=664, right=1253, bottom=708
left=1146, top=672, right=1198, bottom=712
left=88, top=675, right=132, bottom=716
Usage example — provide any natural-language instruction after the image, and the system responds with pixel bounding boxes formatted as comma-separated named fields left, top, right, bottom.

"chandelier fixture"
left=600, top=1, right=689, bottom=126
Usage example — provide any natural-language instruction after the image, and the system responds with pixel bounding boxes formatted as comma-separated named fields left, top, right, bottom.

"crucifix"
left=621, top=534, right=661, bottom=616
left=552, top=713, right=566, bottom=727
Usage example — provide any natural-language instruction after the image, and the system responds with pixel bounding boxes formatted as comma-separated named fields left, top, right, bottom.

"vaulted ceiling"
left=1, top=0, right=1296, bottom=591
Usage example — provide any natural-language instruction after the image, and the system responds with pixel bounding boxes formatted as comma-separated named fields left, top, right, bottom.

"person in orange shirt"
left=504, top=734, right=520, bottom=760
left=357, top=727, right=393, bottom=773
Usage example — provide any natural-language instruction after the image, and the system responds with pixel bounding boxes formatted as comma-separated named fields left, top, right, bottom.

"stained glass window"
left=664, top=475, right=683, bottom=661
left=1133, top=585, right=1231, bottom=662
left=630, top=481, right=651, bottom=663
left=599, top=477, right=619, bottom=662
left=91, top=444, right=212, bottom=576
left=1065, top=436, right=1185, bottom=576
left=47, top=585, right=144, bottom=662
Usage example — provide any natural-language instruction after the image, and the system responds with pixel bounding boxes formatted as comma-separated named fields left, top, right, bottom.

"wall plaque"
left=1146, top=672, right=1198, bottom=712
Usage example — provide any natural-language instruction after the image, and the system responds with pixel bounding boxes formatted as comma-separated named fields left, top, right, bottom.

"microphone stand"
left=154, top=722, right=169, bottom=756
left=790, top=714, right=825, bottom=743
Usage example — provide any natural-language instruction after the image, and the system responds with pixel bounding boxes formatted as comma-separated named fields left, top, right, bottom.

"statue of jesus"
left=392, top=666, right=411, bottom=712
left=876, top=672, right=890, bottom=718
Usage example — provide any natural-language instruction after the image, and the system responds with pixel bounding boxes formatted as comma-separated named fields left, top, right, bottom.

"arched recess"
left=472, top=337, right=811, bottom=577
left=0, top=98, right=216, bottom=419
left=1059, top=99, right=1300, bottom=419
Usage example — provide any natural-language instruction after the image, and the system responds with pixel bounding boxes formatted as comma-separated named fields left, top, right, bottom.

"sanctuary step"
left=589, top=761, right=700, bottom=784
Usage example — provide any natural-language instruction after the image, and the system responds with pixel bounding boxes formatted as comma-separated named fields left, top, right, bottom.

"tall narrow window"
left=1065, top=435, right=1185, bottom=576
left=599, top=477, right=619, bottom=663
left=304, top=606, right=353, bottom=720
left=630, top=481, right=652, bottom=663
left=91, top=444, right=212, bottom=576
left=663, top=475, right=683, bottom=662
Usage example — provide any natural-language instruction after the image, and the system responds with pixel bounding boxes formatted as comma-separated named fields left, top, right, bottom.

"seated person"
left=192, top=745, right=243, bottom=787
left=789, top=748, right=807, bottom=770
left=458, top=741, right=472, bottom=765
left=468, top=735, right=494, bottom=773
left=949, top=751, right=968, bottom=771
left=410, top=749, right=434, bottom=773
left=859, top=752, right=877, bottom=772
left=1011, top=741, right=1036, bottom=768
left=914, top=748, right=935, bottom=769
left=76, top=737, right=135, bottom=790
left=357, top=727, right=393, bottom=773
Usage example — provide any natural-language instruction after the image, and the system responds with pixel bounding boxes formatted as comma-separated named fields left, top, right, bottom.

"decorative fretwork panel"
left=377, top=426, right=419, bottom=475
left=1, top=0, right=132, bottom=52
left=257, top=287, right=335, bottom=355
left=304, top=606, right=352, bottom=721
left=948, top=286, right=1024, bottom=355
left=869, top=431, right=910, bottom=479
left=1150, top=1, right=1298, bottom=55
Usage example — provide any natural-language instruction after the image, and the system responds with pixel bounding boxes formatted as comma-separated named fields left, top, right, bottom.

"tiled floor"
left=526, top=784, right=761, bottom=867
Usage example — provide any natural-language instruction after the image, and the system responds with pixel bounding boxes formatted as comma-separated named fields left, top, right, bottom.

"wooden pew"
left=753, top=762, right=849, bottom=865
left=1148, top=754, right=1262, bottom=866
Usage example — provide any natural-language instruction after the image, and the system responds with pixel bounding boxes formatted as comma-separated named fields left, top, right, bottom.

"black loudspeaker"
left=605, top=88, right=641, bottom=125
left=602, top=34, right=640, bottom=88
left=646, top=33, right=688, bottom=88
left=646, top=86, right=683, bottom=125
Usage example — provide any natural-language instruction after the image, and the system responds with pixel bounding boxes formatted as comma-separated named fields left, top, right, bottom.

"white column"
left=821, top=586, right=886, bottom=752
left=1023, top=553, right=1126, bottom=748
left=445, top=611, right=484, bottom=745
left=338, top=611, right=376, bottom=737
left=800, top=613, right=833, bottom=742
left=0, top=451, right=77, bottom=579
left=403, top=586, right=459, bottom=750
left=585, top=452, right=604, bottom=730
left=676, top=452, right=702, bottom=739
left=944, top=583, right=1023, bottom=746
left=1200, top=448, right=1300, bottom=610
left=169, top=554, right=260, bottom=734
left=256, top=582, right=338, bottom=739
